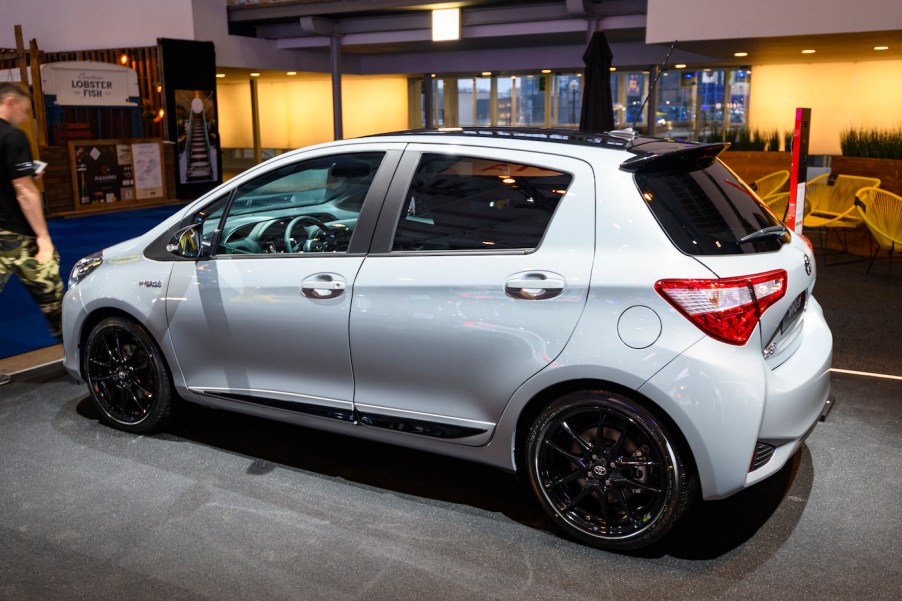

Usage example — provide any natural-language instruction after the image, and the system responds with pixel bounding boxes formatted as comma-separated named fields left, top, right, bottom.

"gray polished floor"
left=0, top=363, right=899, bottom=600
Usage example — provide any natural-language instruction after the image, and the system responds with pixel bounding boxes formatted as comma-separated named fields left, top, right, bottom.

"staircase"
left=185, top=102, right=213, bottom=181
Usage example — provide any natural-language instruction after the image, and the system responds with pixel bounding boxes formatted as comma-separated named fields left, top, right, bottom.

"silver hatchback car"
left=63, top=128, right=832, bottom=551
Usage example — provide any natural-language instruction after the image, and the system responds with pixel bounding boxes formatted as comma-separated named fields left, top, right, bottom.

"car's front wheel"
left=526, top=390, right=693, bottom=550
left=83, top=316, right=173, bottom=433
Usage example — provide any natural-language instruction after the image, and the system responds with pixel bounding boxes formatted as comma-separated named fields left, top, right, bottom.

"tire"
left=83, top=316, right=173, bottom=433
left=525, top=390, right=693, bottom=551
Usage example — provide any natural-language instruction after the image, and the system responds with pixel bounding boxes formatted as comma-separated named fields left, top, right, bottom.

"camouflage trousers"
left=0, top=229, right=64, bottom=338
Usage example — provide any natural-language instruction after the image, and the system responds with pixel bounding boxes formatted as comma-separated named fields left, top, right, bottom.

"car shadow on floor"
left=75, top=395, right=810, bottom=558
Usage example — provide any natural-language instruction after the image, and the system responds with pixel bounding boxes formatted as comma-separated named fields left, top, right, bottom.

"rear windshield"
left=635, top=160, right=787, bottom=255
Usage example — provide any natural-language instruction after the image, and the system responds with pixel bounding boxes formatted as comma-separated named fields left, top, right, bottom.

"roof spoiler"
left=619, top=142, right=729, bottom=173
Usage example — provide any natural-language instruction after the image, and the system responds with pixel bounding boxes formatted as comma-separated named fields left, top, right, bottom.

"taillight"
left=655, top=270, right=787, bottom=345
left=798, top=233, right=814, bottom=252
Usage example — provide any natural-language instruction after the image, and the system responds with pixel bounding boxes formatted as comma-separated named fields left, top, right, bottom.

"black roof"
left=369, top=127, right=729, bottom=173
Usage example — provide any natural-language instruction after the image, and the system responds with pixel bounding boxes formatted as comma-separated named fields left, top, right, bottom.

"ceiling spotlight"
left=215, top=73, right=225, bottom=78
left=119, top=54, right=129, bottom=65
left=675, top=64, right=687, bottom=69
left=801, top=49, right=816, bottom=54
left=734, top=52, right=748, bottom=57
left=250, top=72, right=261, bottom=77
left=432, top=8, right=460, bottom=42
left=874, top=46, right=889, bottom=51
left=609, top=67, right=617, bottom=72
left=287, top=71, right=297, bottom=76
left=541, top=69, right=551, bottom=74
left=481, top=71, right=492, bottom=76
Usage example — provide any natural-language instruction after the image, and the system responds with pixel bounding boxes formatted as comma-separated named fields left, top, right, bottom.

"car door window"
left=216, top=152, right=384, bottom=255
left=392, top=154, right=573, bottom=251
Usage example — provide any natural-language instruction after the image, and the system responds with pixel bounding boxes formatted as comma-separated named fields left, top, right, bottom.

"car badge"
left=803, top=254, right=812, bottom=276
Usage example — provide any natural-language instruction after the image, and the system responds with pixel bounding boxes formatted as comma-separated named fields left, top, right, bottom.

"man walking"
left=0, top=82, right=64, bottom=385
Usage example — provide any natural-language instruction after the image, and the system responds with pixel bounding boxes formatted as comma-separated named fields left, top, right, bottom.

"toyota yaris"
left=63, top=128, right=832, bottom=551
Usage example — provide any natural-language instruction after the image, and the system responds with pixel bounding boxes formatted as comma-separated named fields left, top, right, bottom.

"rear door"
left=348, top=144, right=596, bottom=444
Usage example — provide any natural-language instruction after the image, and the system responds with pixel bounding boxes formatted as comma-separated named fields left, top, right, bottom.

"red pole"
left=786, top=108, right=811, bottom=233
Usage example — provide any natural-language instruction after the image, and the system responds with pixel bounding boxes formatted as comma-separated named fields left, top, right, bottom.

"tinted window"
left=392, top=154, right=572, bottom=251
left=636, top=160, right=787, bottom=255
left=214, top=153, right=383, bottom=255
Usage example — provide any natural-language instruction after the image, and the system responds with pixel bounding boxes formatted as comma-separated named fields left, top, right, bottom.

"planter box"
left=830, top=156, right=902, bottom=197
left=719, top=151, right=792, bottom=187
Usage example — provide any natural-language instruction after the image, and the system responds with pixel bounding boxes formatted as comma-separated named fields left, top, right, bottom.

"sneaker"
left=0, top=373, right=10, bottom=386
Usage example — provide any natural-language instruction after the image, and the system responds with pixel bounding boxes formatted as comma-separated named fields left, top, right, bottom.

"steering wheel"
left=284, top=215, right=339, bottom=253
left=220, top=225, right=263, bottom=254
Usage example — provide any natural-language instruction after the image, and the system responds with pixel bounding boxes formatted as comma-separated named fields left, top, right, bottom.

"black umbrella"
left=579, top=31, right=615, bottom=133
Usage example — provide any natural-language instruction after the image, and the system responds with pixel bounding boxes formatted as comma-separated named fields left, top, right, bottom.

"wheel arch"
left=77, top=307, right=173, bottom=380
left=511, top=378, right=698, bottom=484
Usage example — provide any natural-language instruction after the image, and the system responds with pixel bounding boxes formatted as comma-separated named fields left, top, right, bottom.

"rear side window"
left=392, top=154, right=572, bottom=251
left=636, top=160, right=786, bottom=255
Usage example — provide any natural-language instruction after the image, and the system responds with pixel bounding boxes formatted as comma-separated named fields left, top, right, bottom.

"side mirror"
left=166, top=224, right=210, bottom=259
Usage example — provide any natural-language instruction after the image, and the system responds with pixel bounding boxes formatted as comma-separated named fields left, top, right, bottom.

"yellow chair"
left=855, top=186, right=902, bottom=275
left=751, top=170, right=789, bottom=200
left=764, top=191, right=810, bottom=223
left=803, top=173, right=881, bottom=229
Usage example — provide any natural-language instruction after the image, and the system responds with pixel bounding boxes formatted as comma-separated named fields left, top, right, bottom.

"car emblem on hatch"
left=803, top=254, right=812, bottom=276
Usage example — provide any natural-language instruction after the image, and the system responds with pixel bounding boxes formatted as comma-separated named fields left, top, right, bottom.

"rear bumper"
left=639, top=296, right=833, bottom=500
left=746, top=297, right=833, bottom=487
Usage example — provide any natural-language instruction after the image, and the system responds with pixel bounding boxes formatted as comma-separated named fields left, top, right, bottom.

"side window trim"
left=372, top=149, right=571, bottom=255
left=203, top=150, right=399, bottom=258
left=370, top=151, right=422, bottom=254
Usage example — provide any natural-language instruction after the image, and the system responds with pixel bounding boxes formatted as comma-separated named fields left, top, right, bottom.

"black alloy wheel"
left=83, top=317, right=173, bottom=433
left=526, top=391, right=692, bottom=550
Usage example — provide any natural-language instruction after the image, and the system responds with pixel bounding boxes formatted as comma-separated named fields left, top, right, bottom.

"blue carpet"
left=0, top=204, right=186, bottom=359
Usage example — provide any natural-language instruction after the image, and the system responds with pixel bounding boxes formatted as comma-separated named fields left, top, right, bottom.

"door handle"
left=300, top=274, right=347, bottom=299
left=505, top=272, right=565, bottom=300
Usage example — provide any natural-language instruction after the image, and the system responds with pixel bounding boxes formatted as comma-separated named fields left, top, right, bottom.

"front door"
left=166, top=148, right=396, bottom=420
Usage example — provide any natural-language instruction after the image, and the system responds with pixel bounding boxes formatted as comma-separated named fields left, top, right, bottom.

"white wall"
left=217, top=74, right=409, bottom=149
left=647, top=0, right=901, bottom=42
left=749, top=60, right=902, bottom=155
left=1, top=0, right=195, bottom=51
left=191, top=0, right=303, bottom=70
left=1, top=0, right=302, bottom=71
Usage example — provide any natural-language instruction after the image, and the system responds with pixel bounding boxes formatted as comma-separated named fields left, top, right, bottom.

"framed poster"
left=174, top=89, right=219, bottom=185
left=158, top=38, right=222, bottom=200
left=69, top=139, right=166, bottom=210
left=132, top=142, right=165, bottom=200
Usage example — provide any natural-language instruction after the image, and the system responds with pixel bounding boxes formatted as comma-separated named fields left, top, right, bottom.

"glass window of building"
left=410, top=67, right=750, bottom=141
left=514, top=74, right=545, bottom=126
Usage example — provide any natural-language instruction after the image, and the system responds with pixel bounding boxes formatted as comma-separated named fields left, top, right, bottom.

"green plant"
left=726, top=127, right=767, bottom=151
left=840, top=126, right=902, bottom=159
left=698, top=131, right=726, bottom=144
left=784, top=131, right=794, bottom=152
left=766, top=129, right=781, bottom=152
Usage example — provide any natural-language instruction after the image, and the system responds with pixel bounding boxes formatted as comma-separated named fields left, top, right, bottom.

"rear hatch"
left=624, top=144, right=815, bottom=364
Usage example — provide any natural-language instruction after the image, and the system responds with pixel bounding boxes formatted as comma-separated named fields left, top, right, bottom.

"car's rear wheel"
left=526, top=390, right=692, bottom=550
left=83, top=317, right=173, bottom=433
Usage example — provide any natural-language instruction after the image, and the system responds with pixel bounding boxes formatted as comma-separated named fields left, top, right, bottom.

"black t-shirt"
left=0, top=117, right=37, bottom=236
